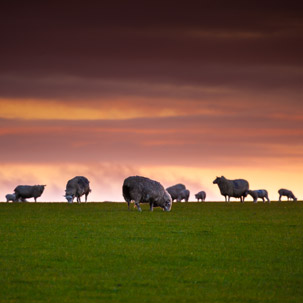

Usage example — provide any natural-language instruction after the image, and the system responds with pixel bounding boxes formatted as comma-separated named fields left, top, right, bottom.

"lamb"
left=247, top=190, right=270, bottom=203
left=122, top=175, right=172, bottom=212
left=195, top=191, right=206, bottom=202
left=5, top=194, right=27, bottom=203
left=213, top=176, right=249, bottom=202
left=166, top=184, right=186, bottom=202
left=14, top=185, right=46, bottom=202
left=5, top=193, right=16, bottom=202
left=65, top=176, right=91, bottom=203
left=177, top=189, right=190, bottom=202
left=278, top=189, right=297, bottom=201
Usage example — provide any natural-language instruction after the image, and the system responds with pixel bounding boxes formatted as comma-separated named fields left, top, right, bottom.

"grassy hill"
left=0, top=202, right=302, bottom=302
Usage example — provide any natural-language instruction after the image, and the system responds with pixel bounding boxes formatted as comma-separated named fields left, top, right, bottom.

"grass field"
left=0, top=202, right=302, bottom=303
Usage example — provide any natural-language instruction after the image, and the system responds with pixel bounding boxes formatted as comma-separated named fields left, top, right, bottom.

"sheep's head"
left=65, top=194, right=74, bottom=203
left=38, top=185, right=46, bottom=193
left=163, top=190, right=172, bottom=211
left=213, top=176, right=221, bottom=184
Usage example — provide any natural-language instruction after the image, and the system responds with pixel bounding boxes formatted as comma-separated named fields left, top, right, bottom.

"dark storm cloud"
left=0, top=1, right=302, bottom=99
left=0, top=64, right=302, bottom=101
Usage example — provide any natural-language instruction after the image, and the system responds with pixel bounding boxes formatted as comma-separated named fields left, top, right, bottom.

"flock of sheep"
left=4, top=175, right=299, bottom=211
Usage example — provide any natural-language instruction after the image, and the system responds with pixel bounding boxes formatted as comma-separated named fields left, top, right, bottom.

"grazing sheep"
left=166, top=184, right=186, bottom=202
left=213, top=176, right=249, bottom=202
left=247, top=190, right=270, bottom=203
left=177, top=189, right=190, bottom=202
left=65, top=176, right=91, bottom=203
left=278, top=189, right=297, bottom=201
left=5, top=193, right=16, bottom=202
left=195, top=191, right=206, bottom=202
left=14, top=185, right=46, bottom=202
left=122, top=175, right=172, bottom=212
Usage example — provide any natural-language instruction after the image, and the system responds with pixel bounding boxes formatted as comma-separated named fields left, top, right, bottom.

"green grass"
left=0, top=202, right=303, bottom=303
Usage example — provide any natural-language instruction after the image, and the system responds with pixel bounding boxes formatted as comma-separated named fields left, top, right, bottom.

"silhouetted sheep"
left=177, top=189, right=190, bottom=202
left=14, top=185, right=46, bottom=202
left=5, top=193, right=16, bottom=202
left=123, top=175, right=172, bottom=212
left=195, top=191, right=206, bottom=202
left=278, top=189, right=297, bottom=201
left=247, top=190, right=270, bottom=203
left=213, top=176, right=249, bottom=202
left=65, top=176, right=91, bottom=203
left=166, top=184, right=186, bottom=202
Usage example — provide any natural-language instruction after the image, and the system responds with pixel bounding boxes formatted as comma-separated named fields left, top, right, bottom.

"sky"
left=0, top=1, right=302, bottom=202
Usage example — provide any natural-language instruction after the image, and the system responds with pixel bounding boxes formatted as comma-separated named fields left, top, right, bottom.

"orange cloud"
left=0, top=97, right=220, bottom=120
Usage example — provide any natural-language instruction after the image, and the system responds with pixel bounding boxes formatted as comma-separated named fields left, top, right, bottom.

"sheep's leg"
left=279, top=195, right=282, bottom=202
left=135, top=200, right=142, bottom=212
left=149, top=202, right=154, bottom=212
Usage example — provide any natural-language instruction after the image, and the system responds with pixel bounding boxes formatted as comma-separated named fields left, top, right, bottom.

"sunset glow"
left=0, top=2, right=302, bottom=202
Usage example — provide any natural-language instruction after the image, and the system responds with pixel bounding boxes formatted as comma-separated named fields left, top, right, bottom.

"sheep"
left=213, top=176, right=249, bottom=202
left=5, top=193, right=16, bottom=202
left=14, top=185, right=46, bottom=202
left=5, top=194, right=27, bottom=203
left=195, top=191, right=206, bottom=202
left=65, top=176, right=91, bottom=203
left=278, top=189, right=297, bottom=201
left=166, top=184, right=186, bottom=202
left=177, top=189, right=190, bottom=202
left=247, top=190, right=270, bottom=203
left=122, top=175, right=172, bottom=212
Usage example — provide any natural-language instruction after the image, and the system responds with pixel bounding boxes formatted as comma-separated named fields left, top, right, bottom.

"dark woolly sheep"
left=195, top=191, right=206, bottom=202
left=65, top=176, right=91, bottom=203
left=247, top=190, right=270, bottom=203
left=213, top=176, right=249, bottom=202
left=166, top=184, right=186, bottom=202
left=5, top=193, right=16, bottom=202
left=14, top=185, right=46, bottom=202
left=123, top=176, right=172, bottom=212
left=177, top=189, right=190, bottom=202
left=278, top=189, right=297, bottom=201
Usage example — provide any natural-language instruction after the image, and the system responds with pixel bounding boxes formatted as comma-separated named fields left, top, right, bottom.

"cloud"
left=0, top=113, right=302, bottom=167
left=0, top=2, right=302, bottom=98
left=0, top=2, right=302, bottom=203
